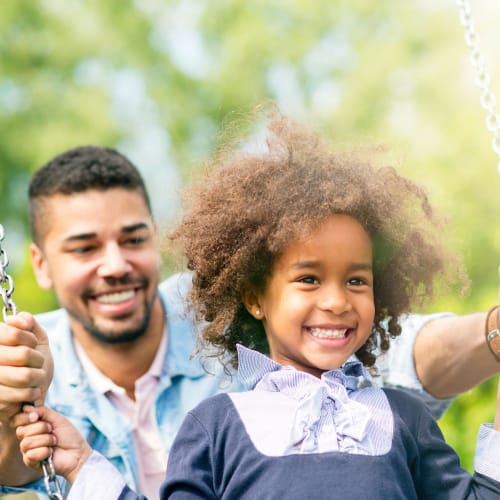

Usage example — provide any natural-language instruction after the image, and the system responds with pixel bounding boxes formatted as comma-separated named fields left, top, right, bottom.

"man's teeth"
left=96, top=290, right=135, bottom=304
left=310, top=328, right=347, bottom=339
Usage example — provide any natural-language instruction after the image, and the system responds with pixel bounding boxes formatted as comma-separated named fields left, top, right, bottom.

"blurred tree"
left=0, top=0, right=499, bottom=478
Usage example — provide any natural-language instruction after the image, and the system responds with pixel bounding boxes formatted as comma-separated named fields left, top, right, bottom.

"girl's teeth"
left=310, top=328, right=347, bottom=339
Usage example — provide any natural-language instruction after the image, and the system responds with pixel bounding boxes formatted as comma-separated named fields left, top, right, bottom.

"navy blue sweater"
left=117, top=388, right=500, bottom=499
left=159, top=389, right=499, bottom=499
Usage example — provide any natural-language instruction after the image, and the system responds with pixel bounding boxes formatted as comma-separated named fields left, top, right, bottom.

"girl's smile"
left=308, top=326, right=349, bottom=339
left=245, top=214, right=375, bottom=378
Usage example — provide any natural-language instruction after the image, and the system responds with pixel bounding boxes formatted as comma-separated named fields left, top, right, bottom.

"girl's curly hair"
left=170, top=113, right=463, bottom=372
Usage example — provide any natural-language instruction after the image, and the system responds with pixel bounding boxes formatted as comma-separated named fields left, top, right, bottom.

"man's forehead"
left=43, top=189, right=148, bottom=214
left=44, top=188, right=148, bottom=208
left=40, top=189, right=153, bottom=241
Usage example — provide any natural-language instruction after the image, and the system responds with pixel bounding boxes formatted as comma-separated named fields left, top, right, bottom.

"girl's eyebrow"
left=291, top=260, right=372, bottom=271
left=291, top=260, right=321, bottom=269
left=350, top=263, right=373, bottom=272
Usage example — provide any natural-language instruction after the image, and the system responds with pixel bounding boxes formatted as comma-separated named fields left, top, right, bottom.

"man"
left=0, top=146, right=229, bottom=499
left=0, top=145, right=498, bottom=498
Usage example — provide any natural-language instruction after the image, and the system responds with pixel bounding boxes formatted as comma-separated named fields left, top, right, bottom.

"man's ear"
left=242, top=289, right=264, bottom=320
left=30, top=243, right=53, bottom=289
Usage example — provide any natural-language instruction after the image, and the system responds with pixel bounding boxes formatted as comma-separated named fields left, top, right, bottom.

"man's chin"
left=86, top=326, right=146, bottom=345
left=84, top=316, right=149, bottom=344
left=69, top=300, right=154, bottom=345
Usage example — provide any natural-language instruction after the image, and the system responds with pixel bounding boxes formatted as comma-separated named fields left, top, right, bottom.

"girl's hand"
left=13, top=405, right=92, bottom=484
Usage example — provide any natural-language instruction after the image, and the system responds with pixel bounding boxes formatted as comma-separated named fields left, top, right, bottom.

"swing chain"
left=456, top=0, right=500, bottom=173
left=0, top=224, right=64, bottom=500
left=0, top=224, right=17, bottom=320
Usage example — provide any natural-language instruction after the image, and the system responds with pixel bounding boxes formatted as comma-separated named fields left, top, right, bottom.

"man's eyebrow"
left=122, top=222, right=150, bottom=234
left=64, top=232, right=97, bottom=242
left=63, top=223, right=150, bottom=242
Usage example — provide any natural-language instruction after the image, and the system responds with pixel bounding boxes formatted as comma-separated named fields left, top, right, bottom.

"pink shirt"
left=75, top=330, right=168, bottom=500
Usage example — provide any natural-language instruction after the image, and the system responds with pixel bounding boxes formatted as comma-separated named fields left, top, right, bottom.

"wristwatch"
left=486, top=305, right=500, bottom=362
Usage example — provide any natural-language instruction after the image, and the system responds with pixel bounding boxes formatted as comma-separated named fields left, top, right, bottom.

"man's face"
left=30, top=188, right=162, bottom=344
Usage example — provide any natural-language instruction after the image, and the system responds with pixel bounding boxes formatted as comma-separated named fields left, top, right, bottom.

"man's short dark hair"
left=29, top=145, right=152, bottom=243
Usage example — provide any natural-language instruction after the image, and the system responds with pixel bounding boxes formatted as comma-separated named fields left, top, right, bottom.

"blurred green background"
left=1, top=1, right=500, bottom=496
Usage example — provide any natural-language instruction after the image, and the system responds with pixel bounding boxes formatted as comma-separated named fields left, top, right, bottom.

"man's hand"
left=0, top=312, right=53, bottom=423
left=0, top=312, right=54, bottom=485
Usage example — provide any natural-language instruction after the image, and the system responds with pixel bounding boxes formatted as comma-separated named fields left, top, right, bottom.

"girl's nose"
left=318, top=285, right=352, bottom=314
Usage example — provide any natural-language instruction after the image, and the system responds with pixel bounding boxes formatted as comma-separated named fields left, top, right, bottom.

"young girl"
left=15, top=115, right=500, bottom=498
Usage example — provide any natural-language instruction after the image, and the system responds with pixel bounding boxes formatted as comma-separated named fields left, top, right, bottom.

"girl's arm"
left=162, top=413, right=218, bottom=499
left=387, top=388, right=500, bottom=498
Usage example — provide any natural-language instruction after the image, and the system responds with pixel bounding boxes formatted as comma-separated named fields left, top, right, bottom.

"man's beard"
left=72, top=299, right=155, bottom=345
left=86, top=311, right=152, bottom=344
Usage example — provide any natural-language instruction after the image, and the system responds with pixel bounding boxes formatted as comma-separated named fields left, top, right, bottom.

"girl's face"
left=245, top=214, right=375, bottom=378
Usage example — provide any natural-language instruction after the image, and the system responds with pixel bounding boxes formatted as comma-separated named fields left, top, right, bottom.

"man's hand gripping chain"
left=0, top=224, right=63, bottom=500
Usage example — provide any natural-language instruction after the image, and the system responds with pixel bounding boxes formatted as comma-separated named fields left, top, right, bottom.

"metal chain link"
left=456, top=1, right=500, bottom=300
left=41, top=458, right=64, bottom=500
left=0, top=224, right=64, bottom=500
left=456, top=0, right=500, bottom=174
left=0, top=224, right=17, bottom=321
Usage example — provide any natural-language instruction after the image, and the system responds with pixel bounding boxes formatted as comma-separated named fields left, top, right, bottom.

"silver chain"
left=0, top=224, right=17, bottom=321
left=457, top=0, right=500, bottom=174
left=0, top=224, right=64, bottom=500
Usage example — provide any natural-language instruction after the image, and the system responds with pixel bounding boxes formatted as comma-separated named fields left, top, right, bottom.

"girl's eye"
left=348, top=277, right=368, bottom=286
left=298, top=276, right=319, bottom=285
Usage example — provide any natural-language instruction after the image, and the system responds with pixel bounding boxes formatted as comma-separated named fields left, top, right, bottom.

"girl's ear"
left=242, top=289, right=264, bottom=320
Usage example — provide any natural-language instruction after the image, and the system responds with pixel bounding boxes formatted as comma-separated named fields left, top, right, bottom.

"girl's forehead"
left=285, top=214, right=369, bottom=240
left=276, top=215, right=373, bottom=262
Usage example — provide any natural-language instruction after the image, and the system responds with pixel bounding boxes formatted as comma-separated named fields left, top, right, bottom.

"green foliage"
left=1, top=0, right=498, bottom=472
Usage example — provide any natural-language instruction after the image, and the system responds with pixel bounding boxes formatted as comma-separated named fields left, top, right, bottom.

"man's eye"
left=126, top=236, right=146, bottom=245
left=70, top=246, right=95, bottom=254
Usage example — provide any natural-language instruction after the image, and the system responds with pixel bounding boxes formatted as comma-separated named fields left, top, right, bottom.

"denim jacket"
left=0, top=273, right=233, bottom=498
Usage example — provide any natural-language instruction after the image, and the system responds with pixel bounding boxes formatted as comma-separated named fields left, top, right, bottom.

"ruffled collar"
left=236, top=344, right=375, bottom=454
left=237, top=344, right=372, bottom=393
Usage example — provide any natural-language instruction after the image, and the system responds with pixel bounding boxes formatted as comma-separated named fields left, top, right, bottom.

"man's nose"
left=97, top=244, right=132, bottom=277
